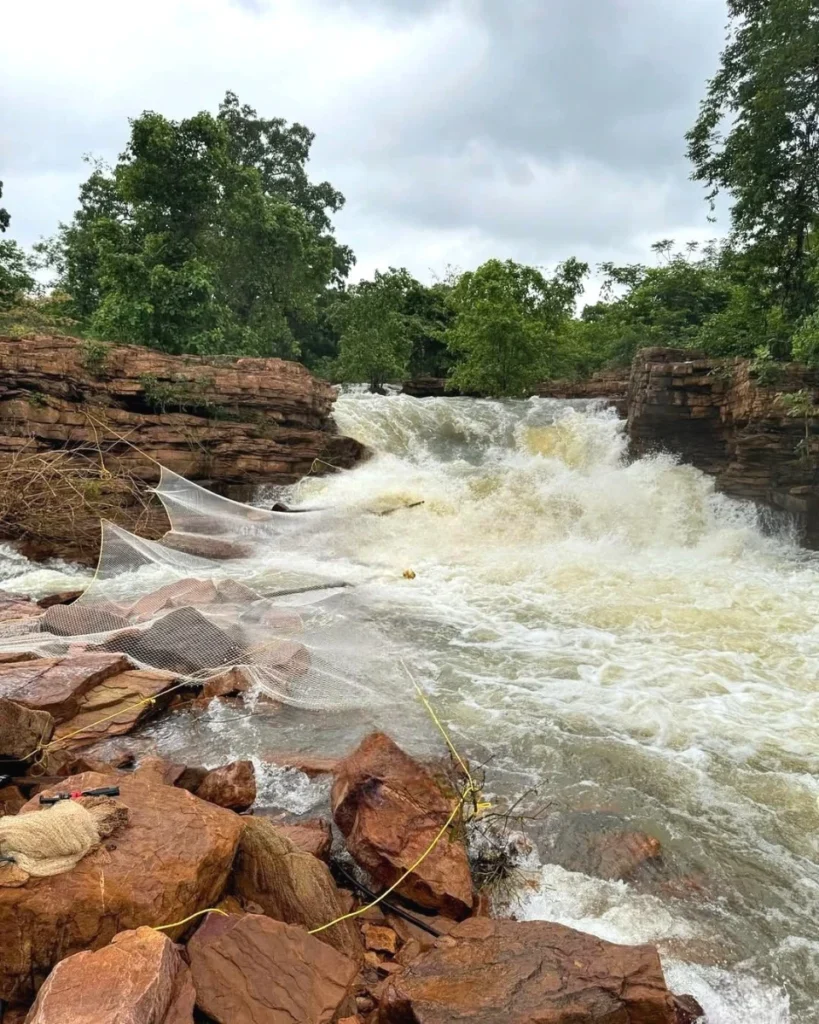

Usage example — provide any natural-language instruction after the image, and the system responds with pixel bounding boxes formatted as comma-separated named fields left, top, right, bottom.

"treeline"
left=2, top=0, right=819, bottom=396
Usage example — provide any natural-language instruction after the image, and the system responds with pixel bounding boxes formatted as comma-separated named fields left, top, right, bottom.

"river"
left=3, top=393, right=818, bottom=1022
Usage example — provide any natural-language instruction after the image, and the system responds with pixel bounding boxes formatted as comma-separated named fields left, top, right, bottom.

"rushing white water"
left=3, top=393, right=818, bottom=1021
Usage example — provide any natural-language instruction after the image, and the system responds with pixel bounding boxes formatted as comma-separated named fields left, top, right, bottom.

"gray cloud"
left=1, top=0, right=728, bottom=289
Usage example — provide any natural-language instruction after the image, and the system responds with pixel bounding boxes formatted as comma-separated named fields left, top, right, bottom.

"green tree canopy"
left=686, top=0, right=819, bottom=338
left=444, top=258, right=587, bottom=397
left=41, top=94, right=350, bottom=358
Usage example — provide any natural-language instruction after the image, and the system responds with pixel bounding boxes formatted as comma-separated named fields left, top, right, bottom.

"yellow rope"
left=153, top=907, right=229, bottom=932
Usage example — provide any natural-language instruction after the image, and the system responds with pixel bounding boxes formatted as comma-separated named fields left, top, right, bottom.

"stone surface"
left=23, top=927, right=195, bottom=1024
left=627, top=347, right=819, bottom=547
left=274, top=818, right=333, bottom=861
left=0, top=698, right=54, bottom=760
left=0, top=335, right=366, bottom=563
left=195, top=760, right=256, bottom=812
left=362, top=924, right=398, bottom=955
left=538, top=368, right=630, bottom=415
left=0, top=771, right=243, bottom=1002
left=188, top=912, right=358, bottom=1024
left=0, top=785, right=26, bottom=817
left=378, top=917, right=679, bottom=1024
left=263, top=752, right=339, bottom=777
left=332, top=732, right=473, bottom=919
left=231, top=815, right=361, bottom=960
left=0, top=597, right=43, bottom=626
left=0, top=654, right=130, bottom=723
left=36, top=591, right=85, bottom=610
left=537, top=812, right=665, bottom=883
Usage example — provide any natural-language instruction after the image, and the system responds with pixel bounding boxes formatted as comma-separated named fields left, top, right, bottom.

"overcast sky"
left=1, top=0, right=728, bottom=290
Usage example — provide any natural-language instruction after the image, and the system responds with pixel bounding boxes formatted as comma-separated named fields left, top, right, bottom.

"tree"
left=0, top=182, right=9, bottom=234
left=0, top=239, right=36, bottom=311
left=686, top=0, right=819, bottom=340
left=42, top=94, right=350, bottom=358
left=444, top=258, right=587, bottom=397
left=332, top=268, right=421, bottom=392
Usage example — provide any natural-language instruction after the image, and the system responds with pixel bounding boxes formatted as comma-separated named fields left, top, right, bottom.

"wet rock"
left=24, top=926, right=195, bottom=1024
left=379, top=917, right=680, bottom=1024
left=105, top=607, right=245, bottom=675
left=537, top=811, right=665, bottom=882
left=160, top=531, right=254, bottom=560
left=673, top=993, right=706, bottom=1024
left=195, top=761, right=256, bottom=812
left=0, top=698, right=54, bottom=760
left=127, top=579, right=220, bottom=622
left=49, top=667, right=180, bottom=750
left=274, top=818, right=333, bottom=861
left=0, top=654, right=130, bottom=722
left=36, top=591, right=84, bottom=609
left=188, top=913, right=358, bottom=1024
left=263, top=752, right=339, bottom=777
left=39, top=604, right=130, bottom=637
left=0, top=771, right=243, bottom=1002
left=231, top=815, right=362, bottom=960
left=0, top=785, right=25, bottom=817
left=202, top=666, right=252, bottom=701
left=332, top=732, right=473, bottom=919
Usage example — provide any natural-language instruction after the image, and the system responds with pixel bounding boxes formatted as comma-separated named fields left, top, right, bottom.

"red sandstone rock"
left=195, top=760, right=256, bottom=812
left=0, top=597, right=42, bottom=626
left=274, top=818, right=333, bottom=861
left=202, top=666, right=252, bottom=701
left=0, top=654, right=130, bottom=722
left=378, top=917, right=679, bottom=1024
left=332, top=733, right=473, bottom=919
left=24, top=927, right=195, bottom=1024
left=0, top=771, right=243, bottom=1003
left=188, top=913, right=358, bottom=1024
left=0, top=785, right=25, bottom=817
left=0, top=698, right=54, bottom=760
left=362, top=924, right=398, bottom=955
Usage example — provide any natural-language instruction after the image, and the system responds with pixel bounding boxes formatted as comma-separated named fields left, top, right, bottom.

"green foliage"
left=776, top=388, right=817, bottom=459
left=791, top=311, right=819, bottom=367
left=686, top=0, right=819, bottom=327
left=0, top=239, right=36, bottom=312
left=332, top=268, right=424, bottom=391
left=0, top=182, right=10, bottom=235
left=444, top=258, right=587, bottom=397
left=79, top=338, right=111, bottom=376
left=40, top=94, right=349, bottom=359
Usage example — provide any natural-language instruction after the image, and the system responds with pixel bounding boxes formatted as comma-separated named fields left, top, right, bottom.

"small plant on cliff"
left=139, top=373, right=222, bottom=416
left=79, top=338, right=112, bottom=377
left=749, top=346, right=784, bottom=388
left=776, top=389, right=817, bottom=461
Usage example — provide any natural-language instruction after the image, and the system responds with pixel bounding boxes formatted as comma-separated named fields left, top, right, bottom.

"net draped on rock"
left=0, top=468, right=420, bottom=720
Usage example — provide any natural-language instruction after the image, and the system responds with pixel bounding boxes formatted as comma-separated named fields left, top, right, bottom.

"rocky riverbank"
left=0, top=589, right=706, bottom=1024
left=0, top=335, right=365, bottom=563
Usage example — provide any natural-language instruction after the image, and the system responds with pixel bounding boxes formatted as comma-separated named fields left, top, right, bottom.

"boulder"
left=0, top=785, right=25, bottom=817
left=195, top=761, right=256, bottom=812
left=362, top=924, right=398, bottom=955
left=537, top=812, right=666, bottom=883
left=378, top=917, right=680, bottom=1024
left=331, top=733, right=473, bottom=919
left=263, top=752, right=339, bottom=777
left=231, top=816, right=361, bottom=960
left=202, top=666, right=252, bottom=701
left=0, top=654, right=130, bottom=722
left=0, top=698, right=54, bottom=760
left=39, top=604, right=130, bottom=637
left=23, top=927, right=195, bottom=1024
left=188, top=913, right=358, bottom=1024
left=0, top=771, right=243, bottom=1003
left=274, top=818, right=332, bottom=861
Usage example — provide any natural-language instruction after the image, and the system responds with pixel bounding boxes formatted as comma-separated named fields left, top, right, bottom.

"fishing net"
left=0, top=468, right=427, bottom=728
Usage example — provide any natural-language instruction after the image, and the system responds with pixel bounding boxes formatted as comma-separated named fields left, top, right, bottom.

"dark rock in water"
left=188, top=913, right=358, bottom=1024
left=331, top=732, right=473, bottom=920
left=36, top=591, right=84, bottom=609
left=102, top=606, right=246, bottom=675
left=195, top=760, right=256, bottom=812
left=673, top=992, right=706, bottom=1024
left=39, top=603, right=129, bottom=637
left=160, top=531, right=253, bottom=560
left=23, top=927, right=195, bottom=1024
left=379, top=917, right=681, bottom=1024
left=534, top=811, right=666, bottom=883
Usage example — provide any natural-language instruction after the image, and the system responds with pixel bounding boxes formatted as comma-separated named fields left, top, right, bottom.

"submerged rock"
left=332, top=732, right=473, bottom=919
left=188, top=913, right=358, bottom=1024
left=379, top=917, right=680, bottom=1024
left=24, top=927, right=195, bottom=1024
left=0, top=771, right=243, bottom=1003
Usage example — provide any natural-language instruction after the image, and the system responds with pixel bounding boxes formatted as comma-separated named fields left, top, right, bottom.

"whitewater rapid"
left=3, top=393, right=818, bottom=1021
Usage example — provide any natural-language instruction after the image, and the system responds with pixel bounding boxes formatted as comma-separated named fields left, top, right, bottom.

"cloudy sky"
left=2, top=0, right=728, bottom=289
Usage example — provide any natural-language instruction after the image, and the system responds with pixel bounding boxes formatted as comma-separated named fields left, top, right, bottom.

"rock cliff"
left=0, top=335, right=365, bottom=561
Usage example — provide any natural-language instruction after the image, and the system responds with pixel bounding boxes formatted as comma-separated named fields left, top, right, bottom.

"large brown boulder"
left=378, top=917, right=679, bottom=1024
left=188, top=913, right=358, bottom=1024
left=331, top=733, right=473, bottom=919
left=24, top=927, right=195, bottom=1024
left=0, top=698, right=54, bottom=760
left=0, top=772, right=243, bottom=1003
left=231, top=816, right=361, bottom=960
left=195, top=760, right=256, bottom=812
left=0, top=654, right=130, bottom=722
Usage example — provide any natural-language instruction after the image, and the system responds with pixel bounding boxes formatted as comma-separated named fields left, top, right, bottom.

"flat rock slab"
left=332, top=732, right=473, bottom=919
left=188, top=913, right=358, bottom=1024
left=24, top=927, right=195, bottom=1024
left=0, top=771, right=243, bottom=1003
left=379, top=917, right=679, bottom=1024
left=0, top=654, right=130, bottom=722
